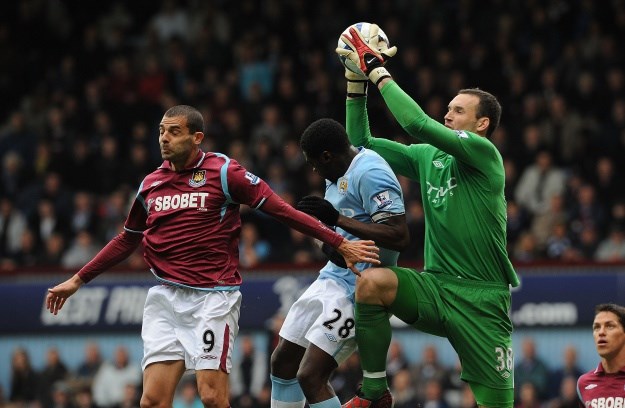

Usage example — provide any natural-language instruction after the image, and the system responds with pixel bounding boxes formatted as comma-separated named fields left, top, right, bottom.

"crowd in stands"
left=1, top=0, right=625, bottom=271
left=4, top=334, right=587, bottom=408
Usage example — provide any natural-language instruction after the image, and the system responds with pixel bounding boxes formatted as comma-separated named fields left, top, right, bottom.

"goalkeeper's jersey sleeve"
left=346, top=85, right=519, bottom=287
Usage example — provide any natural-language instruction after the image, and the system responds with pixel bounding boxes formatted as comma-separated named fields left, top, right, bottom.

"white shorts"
left=279, top=278, right=357, bottom=364
left=141, top=285, right=242, bottom=373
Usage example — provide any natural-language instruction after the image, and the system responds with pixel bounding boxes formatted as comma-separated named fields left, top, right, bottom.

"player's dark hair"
left=164, top=105, right=204, bottom=134
left=458, top=88, right=502, bottom=138
left=300, top=118, right=350, bottom=158
left=595, top=303, right=625, bottom=328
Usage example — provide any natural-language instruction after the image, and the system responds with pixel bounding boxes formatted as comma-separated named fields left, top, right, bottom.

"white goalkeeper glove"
left=336, top=23, right=397, bottom=86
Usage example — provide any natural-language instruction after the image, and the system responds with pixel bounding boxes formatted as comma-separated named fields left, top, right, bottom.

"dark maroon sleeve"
left=77, top=230, right=143, bottom=283
left=260, top=193, right=344, bottom=248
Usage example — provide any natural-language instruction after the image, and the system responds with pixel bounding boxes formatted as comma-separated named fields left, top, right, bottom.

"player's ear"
left=194, top=131, right=204, bottom=145
left=476, top=117, right=489, bottom=133
left=320, top=150, right=333, bottom=163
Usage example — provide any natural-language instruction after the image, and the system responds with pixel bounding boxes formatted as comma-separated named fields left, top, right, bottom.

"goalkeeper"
left=336, top=24, right=519, bottom=408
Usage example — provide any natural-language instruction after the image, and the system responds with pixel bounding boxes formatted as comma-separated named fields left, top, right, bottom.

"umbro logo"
left=433, top=161, right=444, bottom=168
left=585, top=384, right=597, bottom=390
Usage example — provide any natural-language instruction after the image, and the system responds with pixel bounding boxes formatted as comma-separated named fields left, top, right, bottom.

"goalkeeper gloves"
left=296, top=195, right=339, bottom=227
left=336, top=23, right=397, bottom=85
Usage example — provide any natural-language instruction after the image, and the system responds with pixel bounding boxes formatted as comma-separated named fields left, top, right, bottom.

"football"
left=337, top=22, right=390, bottom=75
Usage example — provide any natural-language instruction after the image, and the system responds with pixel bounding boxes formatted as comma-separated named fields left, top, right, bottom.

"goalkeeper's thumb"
left=381, top=45, right=398, bottom=59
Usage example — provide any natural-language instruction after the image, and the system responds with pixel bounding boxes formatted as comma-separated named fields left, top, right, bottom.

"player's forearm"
left=337, top=215, right=409, bottom=252
left=346, top=98, right=372, bottom=148
left=77, top=230, right=143, bottom=283
left=261, top=193, right=344, bottom=248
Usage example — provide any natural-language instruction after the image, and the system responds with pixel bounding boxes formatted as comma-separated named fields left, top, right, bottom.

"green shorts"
left=389, top=267, right=514, bottom=408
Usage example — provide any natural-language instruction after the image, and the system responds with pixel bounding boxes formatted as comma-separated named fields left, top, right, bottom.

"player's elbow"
left=395, top=230, right=410, bottom=252
left=385, top=227, right=410, bottom=252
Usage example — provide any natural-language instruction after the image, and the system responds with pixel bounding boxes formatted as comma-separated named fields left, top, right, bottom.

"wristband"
left=368, top=67, right=392, bottom=86
left=347, top=79, right=368, bottom=97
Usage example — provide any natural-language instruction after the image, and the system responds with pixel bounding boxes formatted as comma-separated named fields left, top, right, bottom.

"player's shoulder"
left=358, top=148, right=393, bottom=170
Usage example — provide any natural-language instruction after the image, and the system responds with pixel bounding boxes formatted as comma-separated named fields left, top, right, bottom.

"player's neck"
left=170, top=148, right=200, bottom=172
left=602, top=353, right=625, bottom=374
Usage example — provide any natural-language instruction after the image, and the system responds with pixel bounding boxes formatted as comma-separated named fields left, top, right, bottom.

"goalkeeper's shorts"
left=389, top=267, right=514, bottom=407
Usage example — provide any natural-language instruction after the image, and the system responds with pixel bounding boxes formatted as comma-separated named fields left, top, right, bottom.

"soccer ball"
left=337, top=22, right=390, bottom=75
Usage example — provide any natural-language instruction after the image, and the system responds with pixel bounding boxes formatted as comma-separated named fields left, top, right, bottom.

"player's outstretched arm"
left=46, top=274, right=84, bottom=315
left=45, top=230, right=143, bottom=315
left=260, top=193, right=380, bottom=274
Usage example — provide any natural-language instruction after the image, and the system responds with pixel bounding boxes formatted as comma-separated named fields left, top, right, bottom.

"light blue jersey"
left=319, top=147, right=405, bottom=297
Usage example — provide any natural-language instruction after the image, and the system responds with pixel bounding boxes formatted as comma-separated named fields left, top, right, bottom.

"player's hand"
left=46, top=274, right=84, bottom=315
left=336, top=23, right=397, bottom=85
left=336, top=239, right=380, bottom=276
left=321, top=242, right=348, bottom=268
left=296, top=195, right=339, bottom=227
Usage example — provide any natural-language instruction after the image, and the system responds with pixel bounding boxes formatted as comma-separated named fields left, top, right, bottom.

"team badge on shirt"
left=189, top=170, right=207, bottom=187
left=373, top=190, right=393, bottom=209
left=338, top=177, right=348, bottom=195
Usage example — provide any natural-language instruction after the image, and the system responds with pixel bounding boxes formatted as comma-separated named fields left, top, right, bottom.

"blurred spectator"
left=410, top=345, right=447, bottom=402
left=92, top=346, right=141, bottom=408
left=530, top=194, right=567, bottom=250
left=421, top=379, right=450, bottom=408
left=513, top=231, right=541, bottom=263
left=38, top=232, right=67, bottom=267
left=75, top=342, right=103, bottom=386
left=230, top=335, right=267, bottom=399
left=238, top=223, right=271, bottom=268
left=12, top=229, right=39, bottom=267
left=28, top=199, right=69, bottom=249
left=9, top=347, right=40, bottom=404
left=0, top=196, right=27, bottom=261
left=118, top=383, right=140, bottom=408
left=594, top=225, right=625, bottom=262
left=70, top=192, right=99, bottom=236
left=593, top=156, right=623, bottom=207
left=515, top=149, right=566, bottom=217
left=386, top=340, right=409, bottom=386
left=74, top=386, right=97, bottom=408
left=39, top=346, right=70, bottom=408
left=574, top=226, right=601, bottom=260
left=544, top=221, right=576, bottom=261
left=50, top=381, right=74, bottom=408
left=1, top=151, right=28, bottom=199
left=548, top=345, right=583, bottom=399
left=547, top=375, right=579, bottom=408
left=514, top=337, right=550, bottom=400
left=390, top=368, right=419, bottom=408
left=514, top=382, right=542, bottom=408
left=61, top=230, right=100, bottom=269
left=442, top=361, right=465, bottom=408
left=173, top=379, right=202, bottom=408
left=568, top=184, right=607, bottom=241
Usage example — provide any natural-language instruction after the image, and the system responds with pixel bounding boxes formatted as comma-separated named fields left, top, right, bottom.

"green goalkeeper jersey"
left=347, top=82, right=519, bottom=287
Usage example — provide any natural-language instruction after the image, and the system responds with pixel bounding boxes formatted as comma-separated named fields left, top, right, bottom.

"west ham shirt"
left=578, top=363, right=625, bottom=407
left=125, top=150, right=273, bottom=289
